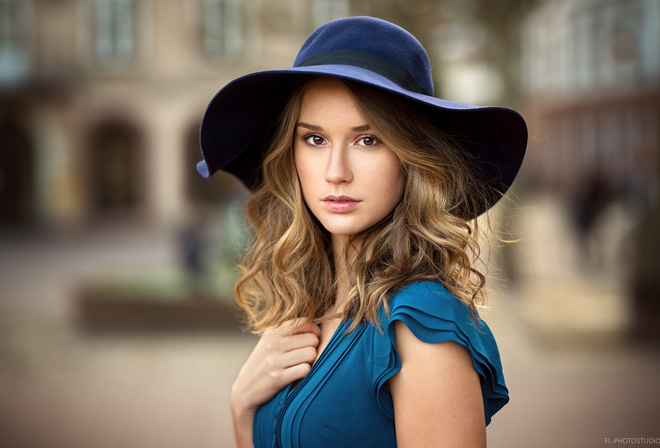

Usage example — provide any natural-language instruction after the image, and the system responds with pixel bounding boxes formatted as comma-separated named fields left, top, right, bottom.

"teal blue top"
left=253, top=281, right=509, bottom=447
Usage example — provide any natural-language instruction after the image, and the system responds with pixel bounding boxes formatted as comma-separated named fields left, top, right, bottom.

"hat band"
left=296, top=50, right=429, bottom=96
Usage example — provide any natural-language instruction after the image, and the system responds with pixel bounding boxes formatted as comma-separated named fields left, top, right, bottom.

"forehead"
left=298, top=78, right=366, bottom=124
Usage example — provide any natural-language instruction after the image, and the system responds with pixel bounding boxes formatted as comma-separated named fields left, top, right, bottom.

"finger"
left=273, top=318, right=312, bottom=334
left=292, top=320, right=321, bottom=336
left=284, top=332, right=320, bottom=352
left=281, top=362, right=313, bottom=384
left=280, top=345, right=317, bottom=368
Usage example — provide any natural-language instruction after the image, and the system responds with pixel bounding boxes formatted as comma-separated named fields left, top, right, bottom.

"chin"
left=318, top=220, right=371, bottom=238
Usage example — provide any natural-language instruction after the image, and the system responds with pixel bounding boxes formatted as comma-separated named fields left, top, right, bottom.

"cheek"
left=379, top=159, right=405, bottom=203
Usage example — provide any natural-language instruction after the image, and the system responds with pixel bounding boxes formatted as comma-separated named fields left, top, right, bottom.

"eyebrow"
left=296, top=122, right=372, bottom=132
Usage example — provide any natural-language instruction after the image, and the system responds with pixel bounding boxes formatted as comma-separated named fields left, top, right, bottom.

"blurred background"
left=1, top=0, right=659, bottom=447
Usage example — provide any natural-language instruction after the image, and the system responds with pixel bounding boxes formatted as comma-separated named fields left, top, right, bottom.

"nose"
left=325, top=145, right=353, bottom=184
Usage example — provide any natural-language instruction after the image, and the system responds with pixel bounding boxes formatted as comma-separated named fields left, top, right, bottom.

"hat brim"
left=199, top=64, right=527, bottom=218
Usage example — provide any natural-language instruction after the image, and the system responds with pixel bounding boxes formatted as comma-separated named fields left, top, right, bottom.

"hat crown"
left=293, top=16, right=434, bottom=96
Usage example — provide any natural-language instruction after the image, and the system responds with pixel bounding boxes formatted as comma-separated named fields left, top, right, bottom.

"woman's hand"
left=231, top=319, right=321, bottom=448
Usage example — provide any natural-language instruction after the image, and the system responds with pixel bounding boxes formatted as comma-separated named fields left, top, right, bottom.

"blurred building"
left=0, top=0, right=363, bottom=229
left=520, top=0, right=660, bottom=202
left=519, top=0, right=660, bottom=339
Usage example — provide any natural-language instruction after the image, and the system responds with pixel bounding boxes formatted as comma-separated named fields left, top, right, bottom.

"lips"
left=321, top=195, right=360, bottom=213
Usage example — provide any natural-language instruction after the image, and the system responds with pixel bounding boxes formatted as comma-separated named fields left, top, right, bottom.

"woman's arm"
left=389, top=321, right=486, bottom=447
left=231, top=320, right=321, bottom=448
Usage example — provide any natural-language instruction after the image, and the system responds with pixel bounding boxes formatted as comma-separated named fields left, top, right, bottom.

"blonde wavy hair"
left=235, top=76, right=497, bottom=334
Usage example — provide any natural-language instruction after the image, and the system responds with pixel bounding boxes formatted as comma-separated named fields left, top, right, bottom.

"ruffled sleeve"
left=371, top=281, right=509, bottom=425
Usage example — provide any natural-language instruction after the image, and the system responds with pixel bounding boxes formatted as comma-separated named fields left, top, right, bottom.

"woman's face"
left=294, top=78, right=405, bottom=240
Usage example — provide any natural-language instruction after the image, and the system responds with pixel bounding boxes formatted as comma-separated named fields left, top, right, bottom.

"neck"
left=331, top=234, right=355, bottom=313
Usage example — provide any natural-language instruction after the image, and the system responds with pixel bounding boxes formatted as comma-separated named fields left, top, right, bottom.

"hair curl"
left=235, top=76, right=496, bottom=334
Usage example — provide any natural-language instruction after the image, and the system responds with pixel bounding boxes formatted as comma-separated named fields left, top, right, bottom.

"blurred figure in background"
left=569, top=171, right=617, bottom=269
left=629, top=148, right=660, bottom=342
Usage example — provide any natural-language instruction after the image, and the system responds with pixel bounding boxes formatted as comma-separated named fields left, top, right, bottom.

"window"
left=0, top=0, right=30, bottom=85
left=200, top=0, right=243, bottom=61
left=93, top=0, right=136, bottom=70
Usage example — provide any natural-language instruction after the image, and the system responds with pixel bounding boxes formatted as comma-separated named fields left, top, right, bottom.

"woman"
left=197, top=16, right=527, bottom=448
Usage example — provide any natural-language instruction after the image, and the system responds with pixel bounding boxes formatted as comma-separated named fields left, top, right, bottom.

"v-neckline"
left=313, top=318, right=343, bottom=365
left=288, top=319, right=346, bottom=394
left=274, top=320, right=367, bottom=448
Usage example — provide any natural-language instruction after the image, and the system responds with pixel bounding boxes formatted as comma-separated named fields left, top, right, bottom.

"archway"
left=88, top=120, right=143, bottom=215
left=0, top=120, right=34, bottom=225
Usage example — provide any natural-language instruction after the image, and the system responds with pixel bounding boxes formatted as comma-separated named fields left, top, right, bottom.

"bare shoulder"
left=388, top=320, right=487, bottom=448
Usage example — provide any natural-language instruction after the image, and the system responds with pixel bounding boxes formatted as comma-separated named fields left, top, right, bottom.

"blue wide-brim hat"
left=198, top=16, right=527, bottom=218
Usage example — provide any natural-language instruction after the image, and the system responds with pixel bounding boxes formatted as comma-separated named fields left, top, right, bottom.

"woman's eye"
left=358, top=136, right=379, bottom=147
left=304, top=135, right=326, bottom=146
